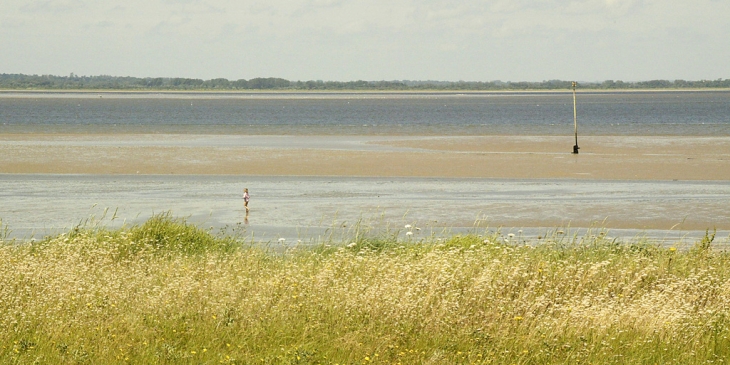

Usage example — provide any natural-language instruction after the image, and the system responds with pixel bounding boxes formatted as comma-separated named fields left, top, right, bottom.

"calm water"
left=1, top=91, right=729, bottom=135
left=2, top=175, right=729, bottom=244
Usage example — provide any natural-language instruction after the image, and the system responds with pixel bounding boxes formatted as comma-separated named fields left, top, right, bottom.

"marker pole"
left=572, top=81, right=579, bottom=154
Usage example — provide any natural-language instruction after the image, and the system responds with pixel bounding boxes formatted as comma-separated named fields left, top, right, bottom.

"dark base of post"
left=572, top=145, right=580, bottom=154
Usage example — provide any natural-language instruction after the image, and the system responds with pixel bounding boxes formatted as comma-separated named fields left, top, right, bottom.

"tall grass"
left=1, top=215, right=729, bottom=364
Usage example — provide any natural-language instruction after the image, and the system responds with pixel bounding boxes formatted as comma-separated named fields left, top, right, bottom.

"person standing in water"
left=243, top=188, right=250, bottom=213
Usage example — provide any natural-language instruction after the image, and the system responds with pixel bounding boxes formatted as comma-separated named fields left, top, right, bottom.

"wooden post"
left=572, top=81, right=580, bottom=154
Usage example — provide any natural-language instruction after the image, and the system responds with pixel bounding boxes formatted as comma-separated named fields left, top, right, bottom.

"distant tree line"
left=1, top=73, right=729, bottom=91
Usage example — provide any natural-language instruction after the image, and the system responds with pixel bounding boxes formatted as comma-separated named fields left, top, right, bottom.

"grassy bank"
left=1, top=214, right=729, bottom=364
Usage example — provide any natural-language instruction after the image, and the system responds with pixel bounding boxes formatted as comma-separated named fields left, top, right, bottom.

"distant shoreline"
left=2, top=88, right=729, bottom=99
left=2, top=73, right=729, bottom=93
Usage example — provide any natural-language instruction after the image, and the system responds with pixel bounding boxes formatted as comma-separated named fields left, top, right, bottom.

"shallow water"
left=1, top=174, right=728, bottom=245
left=2, top=92, right=729, bottom=245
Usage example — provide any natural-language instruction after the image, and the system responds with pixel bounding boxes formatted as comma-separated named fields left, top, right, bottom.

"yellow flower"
left=513, top=316, right=523, bottom=321
left=669, top=247, right=677, bottom=252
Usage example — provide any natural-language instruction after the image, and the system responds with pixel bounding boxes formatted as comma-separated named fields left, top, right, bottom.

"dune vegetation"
left=1, top=213, right=729, bottom=364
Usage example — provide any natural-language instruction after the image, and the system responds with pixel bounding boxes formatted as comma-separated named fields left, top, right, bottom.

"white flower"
left=508, top=233, right=515, bottom=238
left=278, top=238, right=286, bottom=242
left=347, top=242, right=357, bottom=248
left=406, top=231, right=413, bottom=236
left=404, top=224, right=412, bottom=229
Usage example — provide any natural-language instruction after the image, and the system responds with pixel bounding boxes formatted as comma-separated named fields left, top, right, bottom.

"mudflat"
left=1, top=134, right=729, bottom=180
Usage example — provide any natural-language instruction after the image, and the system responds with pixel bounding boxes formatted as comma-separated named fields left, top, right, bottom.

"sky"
left=1, top=0, right=728, bottom=82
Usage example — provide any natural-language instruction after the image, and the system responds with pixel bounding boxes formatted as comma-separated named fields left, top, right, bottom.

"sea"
left=1, top=91, right=729, bottom=244
left=2, top=90, right=729, bottom=136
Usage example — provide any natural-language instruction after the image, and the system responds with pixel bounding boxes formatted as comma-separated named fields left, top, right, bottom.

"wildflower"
left=669, top=247, right=677, bottom=252
left=347, top=242, right=357, bottom=248
left=508, top=233, right=515, bottom=238
left=513, top=316, right=523, bottom=321
left=406, top=231, right=413, bottom=236
left=405, top=224, right=412, bottom=229
left=278, top=238, right=286, bottom=243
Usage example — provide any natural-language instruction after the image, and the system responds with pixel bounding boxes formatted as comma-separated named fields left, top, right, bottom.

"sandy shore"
left=1, top=134, right=729, bottom=180
left=2, top=134, right=729, bottom=234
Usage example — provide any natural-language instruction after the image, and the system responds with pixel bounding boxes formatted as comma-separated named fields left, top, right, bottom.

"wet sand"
left=1, top=134, right=730, bottom=180
left=1, top=134, right=729, bottom=237
left=1, top=175, right=728, bottom=242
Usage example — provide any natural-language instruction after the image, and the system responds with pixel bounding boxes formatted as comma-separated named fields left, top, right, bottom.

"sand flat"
left=1, top=134, right=729, bottom=180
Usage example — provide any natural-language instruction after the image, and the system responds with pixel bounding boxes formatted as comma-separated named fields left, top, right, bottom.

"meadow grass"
left=1, top=214, right=729, bottom=364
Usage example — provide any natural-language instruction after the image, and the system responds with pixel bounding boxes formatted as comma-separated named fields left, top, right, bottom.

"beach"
left=2, top=133, right=730, bottom=241
left=2, top=134, right=729, bottom=180
left=1, top=91, right=729, bottom=241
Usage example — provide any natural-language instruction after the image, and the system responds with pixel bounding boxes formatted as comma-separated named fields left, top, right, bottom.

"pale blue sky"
left=1, top=0, right=728, bottom=81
